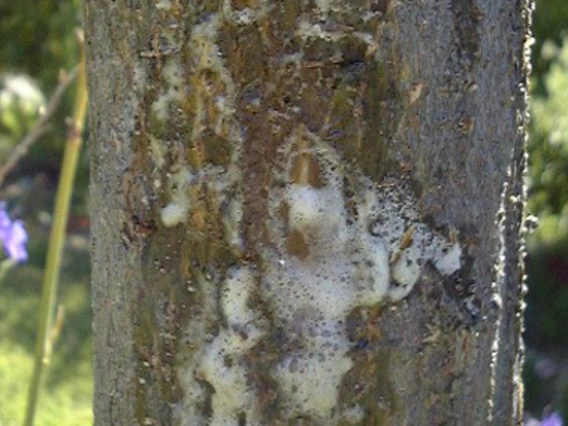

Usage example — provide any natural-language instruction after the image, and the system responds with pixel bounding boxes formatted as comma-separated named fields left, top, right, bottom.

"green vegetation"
left=523, top=0, right=568, bottom=418
left=0, top=1, right=91, bottom=425
left=0, top=234, right=92, bottom=425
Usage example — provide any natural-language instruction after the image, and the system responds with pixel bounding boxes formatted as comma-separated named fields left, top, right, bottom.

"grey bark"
left=86, top=1, right=531, bottom=425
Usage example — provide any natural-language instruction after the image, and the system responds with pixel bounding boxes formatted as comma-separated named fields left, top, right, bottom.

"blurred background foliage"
left=0, top=0, right=567, bottom=424
left=524, top=0, right=568, bottom=418
left=0, top=1, right=91, bottom=425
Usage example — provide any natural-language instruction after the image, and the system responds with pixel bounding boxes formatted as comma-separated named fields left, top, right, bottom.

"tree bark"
left=85, top=1, right=531, bottom=425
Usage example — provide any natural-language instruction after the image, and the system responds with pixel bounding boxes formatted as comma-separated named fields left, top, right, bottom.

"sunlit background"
left=0, top=1, right=567, bottom=424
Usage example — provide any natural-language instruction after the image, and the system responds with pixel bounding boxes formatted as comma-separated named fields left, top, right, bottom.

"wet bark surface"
left=86, top=1, right=530, bottom=425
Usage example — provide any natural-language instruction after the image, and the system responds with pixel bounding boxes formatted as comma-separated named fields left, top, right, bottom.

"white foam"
left=257, top=129, right=462, bottom=420
left=198, top=266, right=265, bottom=425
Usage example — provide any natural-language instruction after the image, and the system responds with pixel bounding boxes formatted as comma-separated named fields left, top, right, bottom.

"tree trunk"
left=85, top=1, right=531, bottom=425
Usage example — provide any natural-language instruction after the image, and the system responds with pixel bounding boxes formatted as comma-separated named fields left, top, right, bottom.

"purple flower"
left=0, top=206, right=28, bottom=263
left=541, top=413, right=563, bottom=426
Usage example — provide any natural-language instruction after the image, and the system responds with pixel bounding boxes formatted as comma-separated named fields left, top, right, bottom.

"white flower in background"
left=0, top=74, right=45, bottom=114
left=0, top=73, right=46, bottom=141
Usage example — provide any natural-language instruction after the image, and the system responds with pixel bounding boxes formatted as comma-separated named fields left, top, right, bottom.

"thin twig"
left=0, top=66, right=79, bottom=187
left=24, top=30, right=87, bottom=426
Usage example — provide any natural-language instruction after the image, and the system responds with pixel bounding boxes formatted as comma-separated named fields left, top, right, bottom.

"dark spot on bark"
left=449, top=0, right=482, bottom=69
left=339, top=60, right=367, bottom=86
left=238, top=411, right=247, bottom=426
left=303, top=38, right=337, bottom=62
left=370, top=0, right=392, bottom=15
left=201, top=130, right=232, bottom=166
left=353, top=338, right=370, bottom=351
left=218, top=20, right=267, bottom=87
left=287, top=229, right=311, bottom=260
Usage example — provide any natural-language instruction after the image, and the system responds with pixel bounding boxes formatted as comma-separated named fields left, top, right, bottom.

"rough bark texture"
left=86, top=1, right=531, bottom=425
